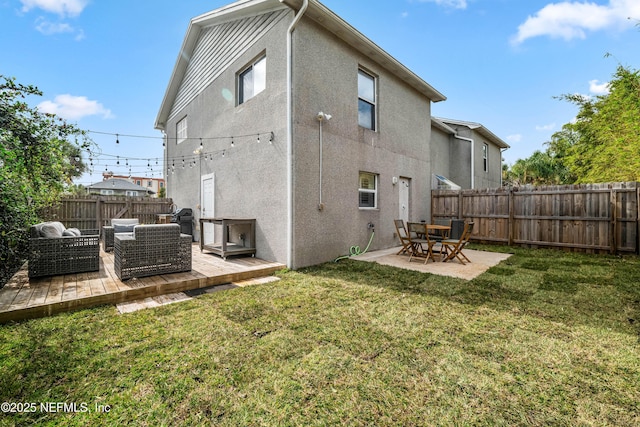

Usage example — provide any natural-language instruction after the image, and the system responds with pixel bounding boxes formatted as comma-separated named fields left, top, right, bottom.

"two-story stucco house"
left=431, top=117, right=509, bottom=190
left=155, top=0, right=508, bottom=269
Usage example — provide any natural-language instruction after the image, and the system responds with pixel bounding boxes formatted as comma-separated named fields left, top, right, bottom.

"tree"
left=505, top=64, right=640, bottom=186
left=0, top=76, right=92, bottom=286
left=505, top=148, right=573, bottom=186
left=554, top=65, right=640, bottom=183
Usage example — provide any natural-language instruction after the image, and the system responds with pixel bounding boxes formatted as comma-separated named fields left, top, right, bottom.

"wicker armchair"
left=114, top=224, right=191, bottom=280
left=29, top=222, right=100, bottom=278
left=102, top=218, right=140, bottom=252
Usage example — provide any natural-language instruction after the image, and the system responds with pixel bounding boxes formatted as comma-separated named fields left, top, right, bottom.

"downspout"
left=454, top=135, right=475, bottom=189
left=500, top=147, right=509, bottom=187
left=161, top=129, right=168, bottom=196
left=282, top=0, right=308, bottom=268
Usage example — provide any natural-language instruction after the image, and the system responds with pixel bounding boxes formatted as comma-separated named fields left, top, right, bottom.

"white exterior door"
left=399, top=177, right=410, bottom=223
left=201, top=173, right=215, bottom=244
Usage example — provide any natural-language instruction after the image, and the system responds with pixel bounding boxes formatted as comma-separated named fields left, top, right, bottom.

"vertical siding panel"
left=169, top=10, right=289, bottom=120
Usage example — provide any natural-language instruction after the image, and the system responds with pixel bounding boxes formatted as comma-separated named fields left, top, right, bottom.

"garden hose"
left=334, top=230, right=375, bottom=262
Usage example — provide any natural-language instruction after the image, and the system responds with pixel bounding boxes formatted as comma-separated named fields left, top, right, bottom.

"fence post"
left=637, top=186, right=640, bottom=255
left=458, top=191, right=463, bottom=219
left=508, top=187, right=514, bottom=246
left=610, top=188, right=617, bottom=254
left=95, top=197, right=102, bottom=231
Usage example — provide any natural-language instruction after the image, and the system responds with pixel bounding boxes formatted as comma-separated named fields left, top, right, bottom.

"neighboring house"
left=431, top=118, right=509, bottom=190
left=155, top=0, right=507, bottom=269
left=102, top=172, right=166, bottom=198
left=87, top=178, right=156, bottom=197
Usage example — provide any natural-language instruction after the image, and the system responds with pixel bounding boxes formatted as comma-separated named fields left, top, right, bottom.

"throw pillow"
left=40, top=221, right=65, bottom=238
left=113, top=224, right=136, bottom=234
left=63, top=228, right=82, bottom=237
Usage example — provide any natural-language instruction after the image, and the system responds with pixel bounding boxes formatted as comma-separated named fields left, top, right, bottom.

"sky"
left=2, top=0, right=639, bottom=186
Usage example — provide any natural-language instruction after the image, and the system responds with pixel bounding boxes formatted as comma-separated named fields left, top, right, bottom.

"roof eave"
left=431, top=117, right=456, bottom=134
left=284, top=0, right=446, bottom=102
left=435, top=117, right=510, bottom=149
left=156, top=0, right=446, bottom=129
left=155, top=0, right=285, bottom=130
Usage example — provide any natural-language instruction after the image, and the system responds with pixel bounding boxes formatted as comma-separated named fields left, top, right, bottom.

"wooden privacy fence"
left=432, top=182, right=639, bottom=254
left=41, top=196, right=175, bottom=231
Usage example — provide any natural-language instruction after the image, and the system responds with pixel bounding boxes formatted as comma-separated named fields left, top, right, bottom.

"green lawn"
left=1, top=247, right=639, bottom=426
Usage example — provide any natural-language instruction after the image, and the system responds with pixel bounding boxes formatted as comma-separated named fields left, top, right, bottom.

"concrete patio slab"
left=353, top=246, right=512, bottom=280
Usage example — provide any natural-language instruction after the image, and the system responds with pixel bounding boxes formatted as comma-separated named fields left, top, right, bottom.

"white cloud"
left=34, top=17, right=73, bottom=35
left=38, top=94, right=113, bottom=121
left=589, top=79, right=610, bottom=95
left=511, top=0, right=640, bottom=45
left=507, top=134, right=522, bottom=143
left=20, top=0, right=88, bottom=17
left=415, top=0, right=467, bottom=10
left=535, top=123, right=556, bottom=131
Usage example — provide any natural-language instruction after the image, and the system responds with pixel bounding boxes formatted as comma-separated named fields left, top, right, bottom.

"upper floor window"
left=177, top=116, right=187, bottom=144
left=358, top=69, right=376, bottom=130
left=359, top=172, right=378, bottom=209
left=482, top=143, right=489, bottom=172
left=238, top=55, right=266, bottom=104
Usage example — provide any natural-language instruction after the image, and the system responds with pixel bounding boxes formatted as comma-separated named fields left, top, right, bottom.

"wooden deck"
left=0, top=244, right=285, bottom=323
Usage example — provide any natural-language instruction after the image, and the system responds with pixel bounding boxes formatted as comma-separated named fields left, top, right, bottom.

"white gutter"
left=454, top=135, right=475, bottom=189
left=281, top=0, right=308, bottom=268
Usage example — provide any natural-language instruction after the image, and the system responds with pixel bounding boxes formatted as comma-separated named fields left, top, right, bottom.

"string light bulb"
left=116, top=133, right=119, bottom=144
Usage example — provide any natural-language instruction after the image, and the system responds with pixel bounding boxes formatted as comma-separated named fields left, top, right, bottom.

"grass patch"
left=1, top=247, right=639, bottom=425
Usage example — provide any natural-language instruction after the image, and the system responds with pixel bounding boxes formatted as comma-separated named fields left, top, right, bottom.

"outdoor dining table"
left=408, top=222, right=451, bottom=239
left=407, top=222, right=451, bottom=262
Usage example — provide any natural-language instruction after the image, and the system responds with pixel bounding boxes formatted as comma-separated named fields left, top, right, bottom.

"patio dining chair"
left=394, top=219, right=416, bottom=256
left=408, top=223, right=442, bottom=264
left=448, top=219, right=466, bottom=240
left=441, top=221, right=474, bottom=265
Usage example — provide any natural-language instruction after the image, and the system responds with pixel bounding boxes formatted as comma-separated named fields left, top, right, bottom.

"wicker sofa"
left=114, top=224, right=191, bottom=280
left=102, top=218, right=139, bottom=252
left=29, top=221, right=100, bottom=278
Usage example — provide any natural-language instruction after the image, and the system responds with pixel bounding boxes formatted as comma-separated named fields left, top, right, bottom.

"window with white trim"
left=100, top=189, right=114, bottom=196
left=358, top=69, right=376, bottom=130
left=126, top=191, right=139, bottom=197
left=359, top=172, right=378, bottom=209
left=238, top=55, right=266, bottom=104
left=176, top=116, right=187, bottom=144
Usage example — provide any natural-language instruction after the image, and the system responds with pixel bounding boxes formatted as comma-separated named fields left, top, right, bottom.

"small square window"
left=359, top=172, right=378, bottom=209
left=239, top=55, right=266, bottom=104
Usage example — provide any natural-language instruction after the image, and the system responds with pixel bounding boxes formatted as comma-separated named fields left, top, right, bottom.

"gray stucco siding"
left=289, top=19, right=433, bottom=268
left=165, top=13, right=291, bottom=264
